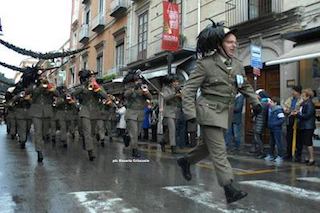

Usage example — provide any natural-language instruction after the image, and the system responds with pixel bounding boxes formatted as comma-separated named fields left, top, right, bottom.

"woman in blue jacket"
left=292, top=88, right=316, bottom=166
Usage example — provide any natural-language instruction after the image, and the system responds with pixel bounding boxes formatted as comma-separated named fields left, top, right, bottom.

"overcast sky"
left=0, top=0, right=71, bottom=79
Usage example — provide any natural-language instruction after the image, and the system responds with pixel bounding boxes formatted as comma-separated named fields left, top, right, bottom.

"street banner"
left=161, top=1, right=179, bottom=51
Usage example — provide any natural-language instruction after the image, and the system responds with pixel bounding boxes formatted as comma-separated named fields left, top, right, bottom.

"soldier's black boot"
left=100, top=140, right=105, bottom=147
left=20, top=142, right=26, bottom=149
left=88, top=150, right=96, bottom=161
left=10, top=134, right=15, bottom=140
left=171, top=146, right=177, bottom=154
left=109, top=136, right=113, bottom=143
left=51, top=136, right=56, bottom=145
left=177, top=157, right=192, bottom=181
left=62, top=141, right=68, bottom=148
left=224, top=182, right=248, bottom=204
left=37, top=151, right=43, bottom=163
left=132, top=149, right=141, bottom=158
left=160, top=140, right=166, bottom=152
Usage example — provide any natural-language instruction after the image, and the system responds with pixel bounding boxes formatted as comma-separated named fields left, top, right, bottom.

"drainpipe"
left=197, top=0, right=201, bottom=34
left=128, top=0, right=133, bottom=64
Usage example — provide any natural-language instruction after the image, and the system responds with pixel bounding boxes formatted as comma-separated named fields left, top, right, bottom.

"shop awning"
left=141, top=56, right=193, bottom=79
left=112, top=56, right=193, bottom=82
left=266, top=41, right=320, bottom=65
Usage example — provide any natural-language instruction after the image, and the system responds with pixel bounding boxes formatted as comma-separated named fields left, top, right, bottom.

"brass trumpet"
left=88, top=83, right=94, bottom=91
left=141, top=84, right=149, bottom=92
left=19, top=91, right=25, bottom=98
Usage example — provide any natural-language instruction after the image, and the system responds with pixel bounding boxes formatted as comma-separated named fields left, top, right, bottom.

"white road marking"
left=296, top=177, right=320, bottom=184
left=240, top=180, right=320, bottom=202
left=0, top=193, right=16, bottom=213
left=69, top=191, right=141, bottom=213
left=163, top=185, right=262, bottom=213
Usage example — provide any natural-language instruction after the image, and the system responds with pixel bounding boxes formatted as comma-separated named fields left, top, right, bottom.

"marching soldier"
left=71, top=69, right=109, bottom=161
left=123, top=70, right=152, bottom=157
left=177, top=20, right=262, bottom=203
left=160, top=76, right=182, bottom=154
left=28, top=76, right=57, bottom=162
left=55, top=86, right=78, bottom=148
left=13, top=87, right=32, bottom=149
left=95, top=95, right=110, bottom=147
left=5, top=91, right=17, bottom=139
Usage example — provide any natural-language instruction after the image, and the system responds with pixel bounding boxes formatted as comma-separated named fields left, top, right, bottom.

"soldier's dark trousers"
left=95, top=120, right=105, bottom=141
left=58, top=119, right=67, bottom=143
left=8, top=117, right=16, bottom=136
left=81, top=117, right=94, bottom=151
left=32, top=117, right=50, bottom=151
left=126, top=119, right=143, bottom=149
left=17, top=119, right=29, bottom=143
left=185, top=125, right=234, bottom=186
left=163, top=117, right=176, bottom=146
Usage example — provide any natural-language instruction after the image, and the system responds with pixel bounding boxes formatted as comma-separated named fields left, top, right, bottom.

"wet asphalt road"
left=0, top=124, right=320, bottom=213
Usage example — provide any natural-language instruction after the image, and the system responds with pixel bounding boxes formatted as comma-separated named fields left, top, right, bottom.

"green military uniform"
left=13, top=92, right=31, bottom=147
left=29, top=85, right=56, bottom=152
left=95, top=99, right=111, bottom=144
left=50, top=100, right=58, bottom=143
left=162, top=85, right=181, bottom=147
left=72, top=85, right=108, bottom=154
left=6, top=102, right=17, bottom=138
left=182, top=53, right=260, bottom=186
left=124, top=87, right=152, bottom=150
left=55, top=97, right=78, bottom=146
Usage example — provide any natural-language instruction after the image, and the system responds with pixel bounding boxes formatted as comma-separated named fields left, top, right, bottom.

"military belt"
left=202, top=95, right=235, bottom=105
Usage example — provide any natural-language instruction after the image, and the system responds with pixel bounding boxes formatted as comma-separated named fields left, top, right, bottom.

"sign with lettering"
left=161, top=1, right=180, bottom=51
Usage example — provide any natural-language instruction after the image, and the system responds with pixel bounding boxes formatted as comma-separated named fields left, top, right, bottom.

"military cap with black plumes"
left=123, top=69, right=142, bottom=84
left=196, top=18, right=237, bottom=58
left=78, top=69, right=97, bottom=84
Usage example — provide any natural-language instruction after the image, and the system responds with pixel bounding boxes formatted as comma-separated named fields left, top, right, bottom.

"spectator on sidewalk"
left=150, top=101, right=159, bottom=143
left=225, top=93, right=245, bottom=153
left=142, top=100, right=152, bottom=141
left=250, top=89, right=269, bottom=158
left=283, top=85, right=303, bottom=161
left=116, top=100, right=126, bottom=140
left=291, top=88, right=316, bottom=166
left=264, top=97, right=285, bottom=164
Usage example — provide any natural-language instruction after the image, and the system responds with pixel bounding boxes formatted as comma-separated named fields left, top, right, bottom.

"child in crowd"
left=264, top=97, right=285, bottom=164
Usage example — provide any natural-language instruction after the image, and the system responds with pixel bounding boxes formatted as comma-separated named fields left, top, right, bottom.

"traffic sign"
left=250, top=45, right=262, bottom=69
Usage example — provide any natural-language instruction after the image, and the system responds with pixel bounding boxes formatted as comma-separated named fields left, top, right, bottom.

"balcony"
left=226, top=0, right=283, bottom=27
left=110, top=0, right=128, bottom=18
left=79, top=24, right=89, bottom=43
left=91, top=14, right=105, bottom=32
left=82, top=0, right=89, bottom=4
left=127, top=43, right=147, bottom=64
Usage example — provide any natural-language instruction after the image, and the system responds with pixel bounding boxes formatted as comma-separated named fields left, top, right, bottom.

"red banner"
left=161, top=1, right=179, bottom=51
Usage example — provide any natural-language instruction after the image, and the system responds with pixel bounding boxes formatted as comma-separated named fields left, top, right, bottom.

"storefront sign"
left=161, top=1, right=179, bottom=51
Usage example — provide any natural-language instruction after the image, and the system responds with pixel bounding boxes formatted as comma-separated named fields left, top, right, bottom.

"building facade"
left=67, top=0, right=128, bottom=87
left=67, top=0, right=320, bottom=144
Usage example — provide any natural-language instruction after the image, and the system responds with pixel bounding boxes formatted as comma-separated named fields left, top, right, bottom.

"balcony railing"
left=91, top=14, right=105, bottom=32
left=127, top=43, right=147, bottom=64
left=226, top=0, right=283, bottom=27
left=110, top=0, right=128, bottom=18
left=79, top=24, right=89, bottom=43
